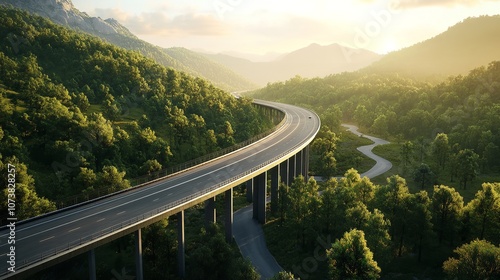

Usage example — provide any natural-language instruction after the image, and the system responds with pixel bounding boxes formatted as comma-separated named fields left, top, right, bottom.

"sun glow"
left=379, top=39, right=399, bottom=54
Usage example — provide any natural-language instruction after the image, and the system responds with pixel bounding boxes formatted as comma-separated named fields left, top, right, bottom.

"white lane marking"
left=10, top=106, right=316, bottom=244
left=68, top=227, right=80, bottom=233
left=39, top=236, right=55, bottom=243
left=153, top=198, right=159, bottom=202
left=6, top=109, right=294, bottom=238
left=96, top=218, right=105, bottom=223
left=116, top=211, right=126, bottom=215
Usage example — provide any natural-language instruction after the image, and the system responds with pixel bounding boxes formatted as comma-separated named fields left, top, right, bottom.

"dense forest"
left=266, top=172, right=500, bottom=279
left=0, top=7, right=273, bottom=221
left=252, top=32, right=500, bottom=279
left=253, top=61, right=500, bottom=175
left=0, top=0, right=258, bottom=91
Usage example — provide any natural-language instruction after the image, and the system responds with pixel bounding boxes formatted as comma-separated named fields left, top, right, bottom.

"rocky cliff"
left=0, top=0, right=136, bottom=37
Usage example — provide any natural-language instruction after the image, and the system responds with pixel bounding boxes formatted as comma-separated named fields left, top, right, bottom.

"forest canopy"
left=253, top=61, right=500, bottom=172
left=0, top=7, right=273, bottom=220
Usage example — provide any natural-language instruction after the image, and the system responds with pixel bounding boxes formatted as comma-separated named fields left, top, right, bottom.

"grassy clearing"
left=335, top=128, right=376, bottom=175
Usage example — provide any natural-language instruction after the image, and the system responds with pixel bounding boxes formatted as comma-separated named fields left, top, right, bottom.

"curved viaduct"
left=0, top=99, right=320, bottom=279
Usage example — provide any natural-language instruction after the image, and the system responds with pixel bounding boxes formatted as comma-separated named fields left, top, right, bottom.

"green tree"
left=140, top=159, right=162, bottom=177
left=432, top=133, right=450, bottom=170
left=142, top=219, right=177, bottom=279
left=278, top=181, right=290, bottom=225
left=320, top=178, right=338, bottom=234
left=0, top=157, right=56, bottom=221
left=322, top=105, right=342, bottom=130
left=371, top=114, right=388, bottom=137
left=86, top=113, right=114, bottom=146
left=352, top=176, right=375, bottom=205
left=463, top=183, right=500, bottom=243
left=363, top=209, right=392, bottom=267
left=327, top=229, right=381, bottom=280
left=413, top=163, right=435, bottom=189
left=373, top=176, right=410, bottom=244
left=414, top=136, right=429, bottom=163
left=400, top=141, right=414, bottom=172
left=74, top=92, right=90, bottom=112
left=188, top=225, right=259, bottom=280
left=74, top=167, right=97, bottom=194
left=98, top=165, right=130, bottom=192
left=288, top=176, right=320, bottom=246
left=432, top=185, right=464, bottom=245
left=407, top=191, right=434, bottom=262
left=311, top=126, right=339, bottom=177
left=443, top=239, right=500, bottom=280
left=456, top=149, right=479, bottom=189
left=102, top=92, right=120, bottom=121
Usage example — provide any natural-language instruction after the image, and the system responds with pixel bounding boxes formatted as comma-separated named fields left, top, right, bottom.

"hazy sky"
left=72, top=0, right=500, bottom=56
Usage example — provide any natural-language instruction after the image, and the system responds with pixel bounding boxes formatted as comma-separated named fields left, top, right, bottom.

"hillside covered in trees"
left=251, top=16, right=500, bottom=278
left=0, top=7, right=273, bottom=221
left=365, top=15, right=500, bottom=79
left=0, top=0, right=257, bottom=91
left=253, top=61, right=500, bottom=174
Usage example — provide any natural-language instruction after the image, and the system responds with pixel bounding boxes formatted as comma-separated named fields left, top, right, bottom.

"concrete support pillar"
left=177, top=211, right=185, bottom=278
left=246, top=179, right=253, bottom=203
left=225, top=188, right=233, bottom=242
left=288, top=154, right=296, bottom=185
left=88, top=249, right=96, bottom=280
left=254, top=172, right=267, bottom=224
left=270, top=165, right=279, bottom=214
left=135, top=229, right=144, bottom=280
left=296, top=150, right=303, bottom=178
left=303, top=146, right=310, bottom=181
left=252, top=179, right=259, bottom=219
left=205, top=196, right=216, bottom=225
left=280, top=160, right=289, bottom=186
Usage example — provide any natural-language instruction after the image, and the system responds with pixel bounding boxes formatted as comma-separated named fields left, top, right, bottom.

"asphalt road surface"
left=233, top=202, right=282, bottom=279
left=341, top=124, right=392, bottom=179
left=0, top=100, right=320, bottom=279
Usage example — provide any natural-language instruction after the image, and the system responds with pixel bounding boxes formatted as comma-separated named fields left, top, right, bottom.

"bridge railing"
left=13, top=112, right=319, bottom=275
left=55, top=107, right=286, bottom=209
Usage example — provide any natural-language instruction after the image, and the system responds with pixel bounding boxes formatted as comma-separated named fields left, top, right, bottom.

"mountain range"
left=0, top=0, right=257, bottom=91
left=365, top=15, right=500, bottom=79
left=0, top=0, right=386, bottom=88
left=204, top=43, right=383, bottom=86
left=2, top=0, right=499, bottom=88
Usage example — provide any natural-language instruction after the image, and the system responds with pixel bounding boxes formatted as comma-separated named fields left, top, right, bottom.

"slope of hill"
left=164, top=47, right=257, bottom=90
left=0, top=0, right=256, bottom=91
left=205, top=43, right=382, bottom=86
left=365, top=15, right=500, bottom=78
left=0, top=7, right=272, bottom=215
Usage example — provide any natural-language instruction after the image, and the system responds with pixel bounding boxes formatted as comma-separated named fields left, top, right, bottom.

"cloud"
left=94, top=8, right=230, bottom=37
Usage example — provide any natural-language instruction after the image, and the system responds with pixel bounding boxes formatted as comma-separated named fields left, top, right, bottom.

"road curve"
left=234, top=124, right=392, bottom=280
left=0, top=100, right=320, bottom=279
left=341, top=124, right=392, bottom=179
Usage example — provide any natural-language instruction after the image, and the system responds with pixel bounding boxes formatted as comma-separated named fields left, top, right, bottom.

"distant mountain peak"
left=0, top=0, right=136, bottom=37
left=365, top=15, right=500, bottom=78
